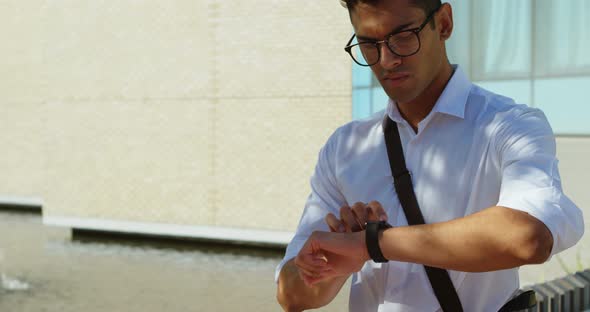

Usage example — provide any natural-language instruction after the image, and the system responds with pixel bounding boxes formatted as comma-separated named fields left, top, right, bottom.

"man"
left=275, top=0, right=584, bottom=311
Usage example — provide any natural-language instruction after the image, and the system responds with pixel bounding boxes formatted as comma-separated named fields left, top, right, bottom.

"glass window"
left=535, top=77, right=590, bottom=135
left=351, top=61, right=388, bottom=119
left=475, top=80, right=532, bottom=107
left=351, top=0, right=590, bottom=134
left=352, top=87, right=372, bottom=119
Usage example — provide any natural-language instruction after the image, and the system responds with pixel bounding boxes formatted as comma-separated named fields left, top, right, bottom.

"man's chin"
left=384, top=90, right=417, bottom=105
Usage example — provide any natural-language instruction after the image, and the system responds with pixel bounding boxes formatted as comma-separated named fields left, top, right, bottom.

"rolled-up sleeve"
left=274, top=129, right=348, bottom=282
left=495, top=108, right=584, bottom=257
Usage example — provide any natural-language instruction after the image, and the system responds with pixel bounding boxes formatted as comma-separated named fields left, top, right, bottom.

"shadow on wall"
left=0, top=203, right=41, bottom=215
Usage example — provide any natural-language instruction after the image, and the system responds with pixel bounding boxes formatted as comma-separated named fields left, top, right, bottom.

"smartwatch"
left=365, top=221, right=392, bottom=263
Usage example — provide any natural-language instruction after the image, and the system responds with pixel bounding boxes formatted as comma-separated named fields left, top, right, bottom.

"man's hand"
left=293, top=201, right=388, bottom=287
left=325, top=201, right=388, bottom=233
left=294, top=231, right=370, bottom=286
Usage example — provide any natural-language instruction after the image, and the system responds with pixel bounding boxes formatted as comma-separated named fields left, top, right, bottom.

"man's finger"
left=339, top=206, right=356, bottom=232
left=298, top=265, right=328, bottom=280
left=295, top=255, right=333, bottom=287
left=351, top=202, right=368, bottom=230
left=367, top=200, right=388, bottom=222
left=300, top=268, right=323, bottom=287
left=325, top=213, right=344, bottom=233
left=302, top=272, right=324, bottom=287
left=305, top=266, right=342, bottom=286
left=294, top=253, right=330, bottom=273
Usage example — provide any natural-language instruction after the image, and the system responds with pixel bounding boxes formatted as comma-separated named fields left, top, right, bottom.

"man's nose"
left=379, top=43, right=402, bottom=69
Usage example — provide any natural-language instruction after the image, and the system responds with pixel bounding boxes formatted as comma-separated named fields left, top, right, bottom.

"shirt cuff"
left=497, top=186, right=562, bottom=257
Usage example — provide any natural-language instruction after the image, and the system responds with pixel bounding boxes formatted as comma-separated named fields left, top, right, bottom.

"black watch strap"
left=365, top=221, right=392, bottom=263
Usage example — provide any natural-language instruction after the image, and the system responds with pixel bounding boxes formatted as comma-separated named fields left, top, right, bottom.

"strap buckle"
left=394, top=170, right=411, bottom=180
left=393, top=170, right=412, bottom=189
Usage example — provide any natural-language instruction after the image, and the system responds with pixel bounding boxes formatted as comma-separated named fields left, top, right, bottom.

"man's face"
left=350, top=0, right=447, bottom=105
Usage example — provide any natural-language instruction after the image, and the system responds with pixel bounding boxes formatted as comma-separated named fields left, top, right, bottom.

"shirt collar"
left=387, top=65, right=471, bottom=123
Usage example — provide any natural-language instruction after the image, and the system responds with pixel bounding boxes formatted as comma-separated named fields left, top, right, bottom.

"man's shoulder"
left=467, top=84, right=547, bottom=126
left=467, top=84, right=553, bottom=143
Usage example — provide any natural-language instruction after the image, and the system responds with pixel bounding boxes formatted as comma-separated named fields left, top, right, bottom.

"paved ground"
left=0, top=210, right=349, bottom=311
left=1, top=208, right=584, bottom=311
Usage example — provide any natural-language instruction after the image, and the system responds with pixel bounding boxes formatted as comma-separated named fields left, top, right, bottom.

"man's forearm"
left=277, top=259, right=349, bottom=312
left=380, top=206, right=553, bottom=272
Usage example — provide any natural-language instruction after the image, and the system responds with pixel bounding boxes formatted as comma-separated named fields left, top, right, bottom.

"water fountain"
left=0, top=249, right=30, bottom=292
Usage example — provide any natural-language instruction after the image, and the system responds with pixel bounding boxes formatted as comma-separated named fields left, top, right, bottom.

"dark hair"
left=341, top=0, right=442, bottom=23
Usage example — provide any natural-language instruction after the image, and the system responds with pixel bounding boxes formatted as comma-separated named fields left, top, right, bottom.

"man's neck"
left=397, top=63, right=454, bottom=133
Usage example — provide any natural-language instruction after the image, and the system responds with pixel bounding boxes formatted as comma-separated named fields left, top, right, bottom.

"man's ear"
left=437, top=3, right=454, bottom=41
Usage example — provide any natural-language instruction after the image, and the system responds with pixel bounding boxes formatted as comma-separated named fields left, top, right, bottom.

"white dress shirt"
left=275, top=66, right=584, bottom=312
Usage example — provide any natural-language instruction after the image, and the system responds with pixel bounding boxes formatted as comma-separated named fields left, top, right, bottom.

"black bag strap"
left=382, top=115, right=464, bottom=312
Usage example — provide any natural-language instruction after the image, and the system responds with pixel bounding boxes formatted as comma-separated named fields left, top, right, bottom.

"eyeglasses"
left=344, top=6, right=441, bottom=66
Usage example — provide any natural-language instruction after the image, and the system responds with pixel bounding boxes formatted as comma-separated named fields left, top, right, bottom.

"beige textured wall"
left=0, top=2, right=46, bottom=199
left=0, top=1, right=352, bottom=232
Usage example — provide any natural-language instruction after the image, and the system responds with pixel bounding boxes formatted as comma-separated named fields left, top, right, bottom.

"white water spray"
left=0, top=249, right=30, bottom=291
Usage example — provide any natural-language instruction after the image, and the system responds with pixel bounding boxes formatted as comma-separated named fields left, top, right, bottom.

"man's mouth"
left=383, top=74, right=410, bottom=87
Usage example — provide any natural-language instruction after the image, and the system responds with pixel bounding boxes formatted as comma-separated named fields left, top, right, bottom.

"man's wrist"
left=358, top=231, right=371, bottom=262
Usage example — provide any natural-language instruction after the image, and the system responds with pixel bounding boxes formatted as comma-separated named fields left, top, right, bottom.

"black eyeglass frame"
left=344, top=5, right=442, bottom=66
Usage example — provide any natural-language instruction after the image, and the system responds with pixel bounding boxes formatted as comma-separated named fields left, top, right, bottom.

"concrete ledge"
left=0, top=195, right=43, bottom=207
left=0, top=196, right=43, bottom=213
left=43, top=215, right=293, bottom=248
